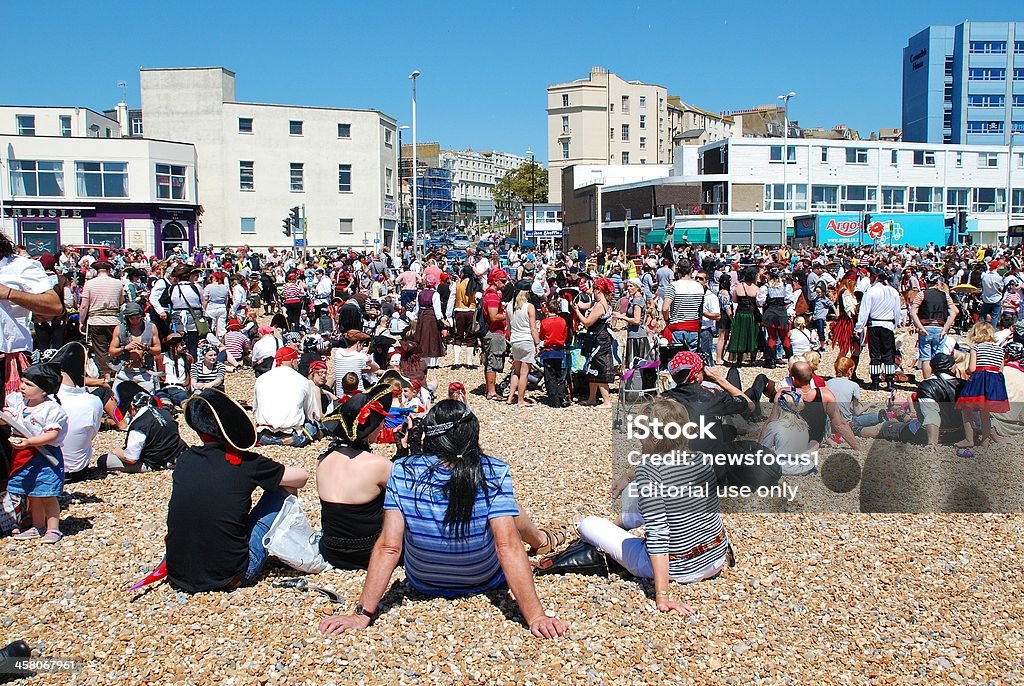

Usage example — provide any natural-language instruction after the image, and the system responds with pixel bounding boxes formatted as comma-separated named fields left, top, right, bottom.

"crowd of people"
left=3, top=229, right=1024, bottom=640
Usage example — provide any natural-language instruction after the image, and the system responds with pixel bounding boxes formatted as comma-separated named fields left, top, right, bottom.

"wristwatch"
left=353, top=604, right=377, bottom=625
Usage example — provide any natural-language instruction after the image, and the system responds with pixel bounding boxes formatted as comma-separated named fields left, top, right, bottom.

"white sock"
left=453, top=345, right=462, bottom=366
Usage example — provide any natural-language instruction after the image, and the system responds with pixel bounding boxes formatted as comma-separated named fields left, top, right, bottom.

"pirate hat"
left=336, top=379, right=396, bottom=446
left=378, top=368, right=411, bottom=389
left=50, top=341, right=88, bottom=387
left=183, top=388, right=257, bottom=452
left=22, top=363, right=62, bottom=396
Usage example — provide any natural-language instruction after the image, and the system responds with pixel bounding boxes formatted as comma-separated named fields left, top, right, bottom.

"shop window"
left=19, top=220, right=59, bottom=256
left=85, top=221, right=124, bottom=249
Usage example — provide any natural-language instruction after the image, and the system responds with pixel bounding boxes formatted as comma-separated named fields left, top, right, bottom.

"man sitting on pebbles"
left=252, top=346, right=322, bottom=447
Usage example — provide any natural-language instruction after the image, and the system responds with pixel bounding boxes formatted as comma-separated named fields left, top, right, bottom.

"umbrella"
left=952, top=284, right=979, bottom=294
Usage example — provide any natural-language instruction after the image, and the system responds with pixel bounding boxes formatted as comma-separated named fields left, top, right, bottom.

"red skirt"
left=831, top=317, right=855, bottom=357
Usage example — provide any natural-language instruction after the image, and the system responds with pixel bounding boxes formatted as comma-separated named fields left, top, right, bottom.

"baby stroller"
left=496, top=360, right=545, bottom=397
left=613, top=355, right=661, bottom=431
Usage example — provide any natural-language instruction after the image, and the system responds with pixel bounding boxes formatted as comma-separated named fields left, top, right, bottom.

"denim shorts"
left=6, top=450, right=65, bottom=498
left=916, top=326, right=946, bottom=363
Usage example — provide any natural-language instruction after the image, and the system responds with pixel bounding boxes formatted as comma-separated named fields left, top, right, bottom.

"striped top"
left=663, top=278, right=705, bottom=326
left=281, top=282, right=303, bottom=304
left=635, top=452, right=730, bottom=581
left=333, top=349, right=369, bottom=392
left=384, top=454, right=520, bottom=598
left=223, top=331, right=250, bottom=361
left=191, top=360, right=225, bottom=389
left=974, top=341, right=1004, bottom=369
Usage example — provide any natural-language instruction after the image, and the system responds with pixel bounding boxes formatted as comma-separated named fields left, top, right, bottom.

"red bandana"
left=198, top=433, right=242, bottom=465
left=356, top=400, right=389, bottom=425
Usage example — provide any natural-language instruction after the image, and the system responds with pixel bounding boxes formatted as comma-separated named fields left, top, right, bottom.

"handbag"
left=534, top=539, right=614, bottom=577
left=176, top=284, right=211, bottom=338
left=262, top=494, right=333, bottom=574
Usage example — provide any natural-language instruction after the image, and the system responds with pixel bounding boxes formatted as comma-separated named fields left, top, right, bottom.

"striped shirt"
left=191, top=360, right=225, bottom=388
left=974, top=341, right=1004, bottom=369
left=80, top=274, right=125, bottom=326
left=634, top=453, right=729, bottom=581
left=384, top=454, right=520, bottom=598
left=333, top=349, right=369, bottom=392
left=223, top=331, right=250, bottom=361
left=663, top=278, right=705, bottom=327
left=281, top=282, right=303, bottom=304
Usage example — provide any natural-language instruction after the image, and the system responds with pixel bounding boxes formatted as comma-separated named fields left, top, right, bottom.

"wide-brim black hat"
left=378, top=369, right=411, bottom=389
left=336, top=380, right=396, bottom=445
left=183, top=388, right=257, bottom=451
left=22, top=363, right=62, bottom=396
left=50, top=341, right=88, bottom=387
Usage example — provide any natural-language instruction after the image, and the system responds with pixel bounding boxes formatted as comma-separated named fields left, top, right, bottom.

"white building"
left=140, top=67, right=398, bottom=251
left=1, top=106, right=199, bottom=256
left=684, top=137, right=1024, bottom=244
left=439, top=149, right=527, bottom=222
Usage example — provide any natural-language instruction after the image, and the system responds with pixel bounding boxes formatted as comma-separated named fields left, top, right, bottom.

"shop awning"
left=672, top=227, right=719, bottom=244
left=644, top=229, right=667, bottom=245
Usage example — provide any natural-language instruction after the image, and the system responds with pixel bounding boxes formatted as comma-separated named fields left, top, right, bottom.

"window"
left=639, top=136, right=646, bottom=149
left=337, top=163, right=351, bottom=192
left=1017, top=152, right=1024, bottom=169
left=764, top=183, right=808, bottom=211
left=621, top=152, right=629, bottom=164
left=1012, top=189, right=1024, bottom=216
left=9, top=161, right=64, bottom=197
left=60, top=116, right=71, bottom=137
left=1015, top=95, right=1024, bottom=108
left=639, top=96, right=647, bottom=108
left=561, top=141, right=569, bottom=159
left=912, top=150, right=936, bottom=167
left=239, top=161, right=254, bottom=191
left=609, top=103, right=614, bottom=113
left=339, top=218, right=354, bottom=234
left=131, top=118, right=143, bottom=136
left=969, top=40, right=1006, bottom=54
left=621, top=124, right=630, bottom=141
left=155, top=164, right=186, bottom=200
left=289, top=120, right=303, bottom=135
left=84, top=221, right=123, bottom=249
left=955, top=152, right=963, bottom=167
left=18, top=220, right=59, bottom=257
left=820, top=147, right=828, bottom=162
left=385, top=168, right=394, bottom=197
left=16, top=115, right=35, bottom=136
left=969, top=68, right=1005, bottom=81
left=909, top=187, right=942, bottom=212
left=384, top=129, right=393, bottom=147
left=609, top=127, right=614, bottom=141
left=240, top=217, right=256, bottom=235
left=639, top=158, right=646, bottom=164
left=290, top=163, right=304, bottom=192
left=770, top=145, right=796, bottom=163
left=105, top=127, right=111, bottom=138
left=845, top=148, right=868, bottom=164
left=967, top=121, right=1004, bottom=134
left=973, top=188, right=1006, bottom=213
left=890, top=149, right=899, bottom=166
left=1017, top=42, right=1024, bottom=55
left=75, top=161, right=128, bottom=197
left=947, top=188, right=971, bottom=212
left=968, top=94, right=1005, bottom=108
left=978, top=152, right=1000, bottom=168
left=1016, top=69, right=1024, bottom=81
left=238, top=117, right=253, bottom=133
left=840, top=185, right=877, bottom=212
left=881, top=187, right=906, bottom=211
left=561, top=94, right=569, bottom=107
left=561, top=115, right=569, bottom=133
left=639, top=115, right=646, bottom=129
left=621, top=95, right=629, bottom=113
left=338, top=123, right=351, bottom=138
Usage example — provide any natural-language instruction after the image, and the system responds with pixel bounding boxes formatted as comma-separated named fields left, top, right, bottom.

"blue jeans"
left=671, top=329, right=698, bottom=351
left=155, top=386, right=190, bottom=407
left=699, top=329, right=716, bottom=367
left=243, top=488, right=289, bottom=583
left=258, top=421, right=320, bottom=448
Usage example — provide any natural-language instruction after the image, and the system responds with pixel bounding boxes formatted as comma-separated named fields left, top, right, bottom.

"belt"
left=975, top=366, right=1000, bottom=372
left=920, top=320, right=944, bottom=326
left=669, top=527, right=728, bottom=561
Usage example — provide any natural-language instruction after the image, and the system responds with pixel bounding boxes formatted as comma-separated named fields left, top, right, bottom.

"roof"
left=140, top=66, right=236, bottom=76
left=677, top=128, right=706, bottom=140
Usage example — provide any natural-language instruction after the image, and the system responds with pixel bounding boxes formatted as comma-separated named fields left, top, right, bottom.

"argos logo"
left=826, top=219, right=862, bottom=237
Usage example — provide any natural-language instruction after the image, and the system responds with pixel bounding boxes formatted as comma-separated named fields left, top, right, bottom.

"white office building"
left=140, top=67, right=398, bottom=251
left=1, top=106, right=199, bottom=256
left=684, top=137, right=1024, bottom=244
left=439, top=149, right=527, bottom=220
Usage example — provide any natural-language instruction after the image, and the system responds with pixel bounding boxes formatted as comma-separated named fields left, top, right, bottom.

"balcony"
left=558, top=128, right=571, bottom=138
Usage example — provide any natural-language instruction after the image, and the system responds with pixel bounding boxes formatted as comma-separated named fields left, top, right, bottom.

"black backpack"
left=157, top=279, right=172, bottom=309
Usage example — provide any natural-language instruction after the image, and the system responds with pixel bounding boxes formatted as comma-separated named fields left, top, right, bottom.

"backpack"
left=794, top=291, right=810, bottom=316
left=157, top=279, right=173, bottom=310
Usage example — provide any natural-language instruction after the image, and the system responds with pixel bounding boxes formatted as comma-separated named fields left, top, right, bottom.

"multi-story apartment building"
left=666, top=97, right=735, bottom=147
left=682, top=137, right=1024, bottom=244
left=903, top=21, right=1024, bottom=145
left=140, top=67, right=398, bottom=251
left=547, top=67, right=670, bottom=204
left=439, top=148, right=527, bottom=220
left=1, top=106, right=199, bottom=256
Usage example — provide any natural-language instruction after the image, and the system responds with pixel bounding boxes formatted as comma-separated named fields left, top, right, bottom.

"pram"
left=613, top=348, right=662, bottom=431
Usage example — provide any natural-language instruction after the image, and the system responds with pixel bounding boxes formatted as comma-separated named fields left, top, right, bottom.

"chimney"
left=116, top=101, right=130, bottom=137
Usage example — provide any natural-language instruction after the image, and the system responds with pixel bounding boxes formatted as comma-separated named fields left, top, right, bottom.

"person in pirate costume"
left=316, top=375, right=400, bottom=570
left=855, top=267, right=903, bottom=391
left=165, top=389, right=309, bottom=593
left=51, top=342, right=104, bottom=480
left=97, top=389, right=187, bottom=473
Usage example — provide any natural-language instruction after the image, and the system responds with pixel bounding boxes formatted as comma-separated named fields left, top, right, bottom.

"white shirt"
left=252, top=365, right=320, bottom=431
left=251, top=334, right=280, bottom=364
left=4, top=393, right=69, bottom=447
left=856, top=281, right=902, bottom=332
left=0, top=256, right=54, bottom=353
left=56, top=384, right=103, bottom=472
left=333, top=348, right=370, bottom=392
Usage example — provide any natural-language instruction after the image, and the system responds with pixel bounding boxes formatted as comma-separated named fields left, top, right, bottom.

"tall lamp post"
left=1008, top=131, right=1022, bottom=238
left=777, top=91, right=796, bottom=244
left=526, top=148, right=535, bottom=246
left=410, top=70, right=420, bottom=255
left=398, top=125, right=410, bottom=251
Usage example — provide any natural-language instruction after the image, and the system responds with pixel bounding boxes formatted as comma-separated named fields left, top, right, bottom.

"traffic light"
left=289, top=206, right=300, bottom=227
left=863, top=212, right=872, bottom=228
left=282, top=216, right=291, bottom=237
left=283, top=207, right=300, bottom=237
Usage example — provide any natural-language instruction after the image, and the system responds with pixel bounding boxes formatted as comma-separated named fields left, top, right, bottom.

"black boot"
left=865, top=375, right=880, bottom=391
left=783, top=345, right=793, bottom=362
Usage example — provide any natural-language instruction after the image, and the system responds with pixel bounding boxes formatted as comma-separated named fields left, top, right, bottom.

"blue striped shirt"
left=384, top=454, right=520, bottom=598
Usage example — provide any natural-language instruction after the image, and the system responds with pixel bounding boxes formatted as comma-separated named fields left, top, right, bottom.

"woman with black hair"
left=726, top=267, right=760, bottom=365
left=319, top=400, right=567, bottom=639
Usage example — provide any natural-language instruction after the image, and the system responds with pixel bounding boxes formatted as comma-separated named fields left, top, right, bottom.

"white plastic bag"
left=263, top=495, right=333, bottom=574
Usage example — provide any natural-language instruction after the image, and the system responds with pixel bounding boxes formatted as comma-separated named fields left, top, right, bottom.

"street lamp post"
left=410, top=70, right=420, bottom=257
left=1008, top=131, right=1021, bottom=236
left=527, top=148, right=535, bottom=247
left=777, top=91, right=796, bottom=245
left=397, top=125, right=410, bottom=253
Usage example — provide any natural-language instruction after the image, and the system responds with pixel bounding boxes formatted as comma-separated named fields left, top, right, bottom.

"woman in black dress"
left=574, top=277, right=615, bottom=408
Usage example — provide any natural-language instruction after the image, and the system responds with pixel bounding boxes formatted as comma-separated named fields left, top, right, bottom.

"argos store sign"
left=816, top=214, right=864, bottom=245
left=816, top=213, right=951, bottom=247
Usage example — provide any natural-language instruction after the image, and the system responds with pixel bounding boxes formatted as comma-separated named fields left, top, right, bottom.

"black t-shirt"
left=662, top=385, right=748, bottom=454
left=166, top=443, right=285, bottom=593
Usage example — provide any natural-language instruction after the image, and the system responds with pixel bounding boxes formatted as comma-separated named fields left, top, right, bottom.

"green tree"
left=493, top=161, right=548, bottom=205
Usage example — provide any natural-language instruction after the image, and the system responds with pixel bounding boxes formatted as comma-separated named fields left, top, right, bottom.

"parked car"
left=452, top=234, right=471, bottom=249
left=476, top=240, right=494, bottom=253
left=446, top=249, right=468, bottom=263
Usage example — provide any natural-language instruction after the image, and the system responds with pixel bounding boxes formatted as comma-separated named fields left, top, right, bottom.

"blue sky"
left=3, top=1, right=1021, bottom=160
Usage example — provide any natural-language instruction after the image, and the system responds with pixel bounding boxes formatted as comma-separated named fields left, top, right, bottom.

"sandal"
left=40, top=530, right=63, bottom=544
left=12, top=528, right=40, bottom=540
left=530, top=528, right=568, bottom=556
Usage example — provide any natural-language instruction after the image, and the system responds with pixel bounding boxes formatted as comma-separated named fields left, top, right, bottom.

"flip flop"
left=40, top=530, right=63, bottom=544
left=12, top=528, right=40, bottom=540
